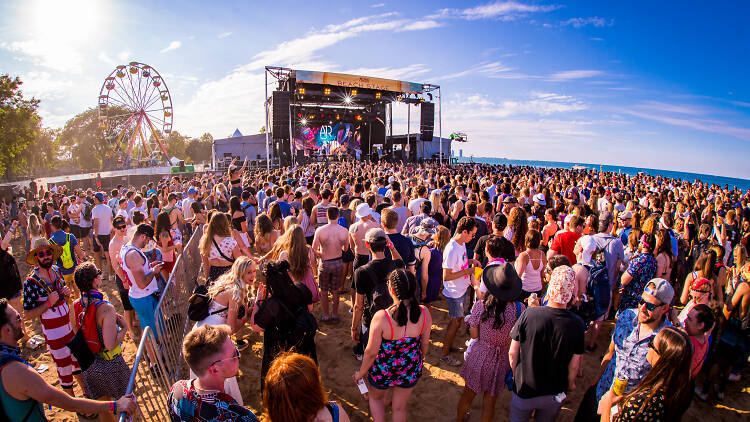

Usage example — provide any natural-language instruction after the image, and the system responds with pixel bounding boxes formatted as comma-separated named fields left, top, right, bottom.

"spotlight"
left=297, top=113, right=301, bottom=118
left=351, top=89, right=357, bottom=96
left=375, top=92, right=381, bottom=99
left=396, top=95, right=403, bottom=101
left=298, top=87, right=305, bottom=95
left=323, top=87, right=331, bottom=95
left=344, top=96, right=352, bottom=104
left=300, top=118, right=308, bottom=125
left=309, top=115, right=315, bottom=119
left=336, top=114, right=340, bottom=120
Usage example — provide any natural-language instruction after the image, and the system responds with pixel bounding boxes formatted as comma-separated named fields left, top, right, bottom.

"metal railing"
left=119, top=327, right=171, bottom=421
left=119, top=225, right=204, bottom=421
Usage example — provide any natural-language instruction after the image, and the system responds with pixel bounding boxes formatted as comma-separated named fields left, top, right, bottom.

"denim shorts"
left=445, top=291, right=468, bottom=318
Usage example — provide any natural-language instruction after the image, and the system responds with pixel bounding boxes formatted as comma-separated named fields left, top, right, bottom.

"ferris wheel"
left=98, top=61, right=173, bottom=166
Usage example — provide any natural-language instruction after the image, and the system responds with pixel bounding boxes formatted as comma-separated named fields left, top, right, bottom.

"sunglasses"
left=115, top=225, right=127, bottom=230
left=690, top=288, right=710, bottom=295
left=647, top=337, right=659, bottom=354
left=639, top=299, right=664, bottom=312
left=209, top=346, right=240, bottom=367
left=36, top=249, right=53, bottom=258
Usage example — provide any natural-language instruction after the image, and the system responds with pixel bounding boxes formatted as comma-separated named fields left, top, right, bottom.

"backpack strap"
left=419, top=305, right=427, bottom=335
left=326, top=402, right=340, bottom=422
left=515, top=301, right=523, bottom=318
left=211, top=238, right=235, bottom=263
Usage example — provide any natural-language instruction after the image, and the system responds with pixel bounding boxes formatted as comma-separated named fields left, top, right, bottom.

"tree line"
left=0, top=74, right=214, bottom=181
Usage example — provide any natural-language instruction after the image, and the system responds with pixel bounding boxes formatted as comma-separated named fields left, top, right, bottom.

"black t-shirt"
left=354, top=258, right=404, bottom=326
left=510, top=306, right=585, bottom=399
left=465, top=217, right=488, bottom=254
left=474, top=234, right=515, bottom=266
left=385, top=233, right=416, bottom=267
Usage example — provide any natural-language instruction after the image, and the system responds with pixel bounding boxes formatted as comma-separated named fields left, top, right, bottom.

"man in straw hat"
left=508, top=265, right=585, bottom=422
left=22, top=238, right=83, bottom=396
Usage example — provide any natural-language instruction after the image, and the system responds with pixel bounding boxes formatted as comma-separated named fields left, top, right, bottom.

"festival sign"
left=294, top=70, right=423, bottom=94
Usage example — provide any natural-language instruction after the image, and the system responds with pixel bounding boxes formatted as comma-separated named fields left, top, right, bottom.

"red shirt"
left=690, top=336, right=709, bottom=378
left=550, top=230, right=581, bottom=265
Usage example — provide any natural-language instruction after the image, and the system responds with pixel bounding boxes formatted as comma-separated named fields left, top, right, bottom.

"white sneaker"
left=727, top=372, right=742, bottom=382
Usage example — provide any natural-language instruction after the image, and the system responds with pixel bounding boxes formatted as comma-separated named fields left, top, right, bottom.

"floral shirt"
left=596, top=308, right=670, bottom=401
left=618, top=253, right=656, bottom=313
left=614, top=387, right=666, bottom=422
left=168, top=379, right=258, bottom=422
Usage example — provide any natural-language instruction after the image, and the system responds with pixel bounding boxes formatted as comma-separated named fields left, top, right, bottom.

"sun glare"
left=31, top=0, right=102, bottom=42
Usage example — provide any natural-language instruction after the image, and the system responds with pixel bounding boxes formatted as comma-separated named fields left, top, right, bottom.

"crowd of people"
left=0, top=157, right=748, bottom=421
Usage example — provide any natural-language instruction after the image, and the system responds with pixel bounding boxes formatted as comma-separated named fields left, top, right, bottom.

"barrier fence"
left=119, top=225, right=204, bottom=421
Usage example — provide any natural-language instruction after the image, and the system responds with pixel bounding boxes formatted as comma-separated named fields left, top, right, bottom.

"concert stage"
left=262, top=67, right=444, bottom=167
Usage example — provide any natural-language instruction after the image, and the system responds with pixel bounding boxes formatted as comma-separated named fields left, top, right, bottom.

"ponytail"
left=388, top=268, right=422, bottom=326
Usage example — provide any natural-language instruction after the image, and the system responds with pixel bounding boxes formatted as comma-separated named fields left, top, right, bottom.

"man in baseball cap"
left=585, top=278, right=674, bottom=418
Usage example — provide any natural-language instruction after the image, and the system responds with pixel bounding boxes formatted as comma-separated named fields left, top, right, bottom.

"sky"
left=1, top=0, right=749, bottom=178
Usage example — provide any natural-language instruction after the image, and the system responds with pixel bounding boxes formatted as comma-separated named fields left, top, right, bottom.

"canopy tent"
left=212, top=133, right=269, bottom=170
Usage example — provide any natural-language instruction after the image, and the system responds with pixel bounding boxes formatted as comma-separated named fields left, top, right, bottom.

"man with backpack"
left=351, top=228, right=404, bottom=361
left=0, top=298, right=137, bottom=419
left=589, top=211, right=625, bottom=349
left=49, top=215, right=87, bottom=298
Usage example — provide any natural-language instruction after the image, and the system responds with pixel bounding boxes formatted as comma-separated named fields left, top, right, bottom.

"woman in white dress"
left=192, top=256, right=256, bottom=404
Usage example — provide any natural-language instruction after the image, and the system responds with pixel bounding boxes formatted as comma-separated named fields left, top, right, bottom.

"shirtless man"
left=347, top=203, right=380, bottom=305
left=108, top=216, right=137, bottom=338
left=312, top=206, right=350, bottom=323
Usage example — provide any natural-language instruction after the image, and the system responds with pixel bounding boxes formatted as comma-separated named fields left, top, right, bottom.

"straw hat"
left=26, top=238, right=63, bottom=267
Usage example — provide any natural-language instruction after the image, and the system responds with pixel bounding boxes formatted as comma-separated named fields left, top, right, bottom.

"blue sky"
left=1, top=1, right=749, bottom=178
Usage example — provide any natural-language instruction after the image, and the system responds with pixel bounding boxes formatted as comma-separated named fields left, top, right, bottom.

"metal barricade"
left=119, top=327, right=171, bottom=422
left=154, top=225, right=203, bottom=381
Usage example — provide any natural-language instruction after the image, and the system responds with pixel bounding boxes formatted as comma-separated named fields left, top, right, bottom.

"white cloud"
left=620, top=108, right=750, bottom=142
left=448, top=91, right=587, bottom=119
left=160, top=41, right=182, bottom=53
left=371, top=3, right=385, bottom=7
left=435, top=1, right=560, bottom=21
left=342, top=64, right=430, bottom=81
left=218, top=32, right=232, bottom=39
left=589, top=37, right=604, bottom=41
left=398, top=20, right=442, bottom=31
left=1, top=39, right=83, bottom=72
left=440, top=61, right=519, bottom=80
left=117, top=50, right=131, bottom=61
left=561, top=17, right=614, bottom=28
left=547, top=70, right=604, bottom=81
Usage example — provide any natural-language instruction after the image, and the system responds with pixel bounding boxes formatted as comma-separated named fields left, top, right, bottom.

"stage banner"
left=294, top=70, right=422, bottom=94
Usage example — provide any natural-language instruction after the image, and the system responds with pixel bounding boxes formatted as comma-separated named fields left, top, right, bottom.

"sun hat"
left=26, top=238, right=63, bottom=267
left=532, top=193, right=546, bottom=206
left=547, top=265, right=576, bottom=305
left=356, top=203, right=373, bottom=219
left=618, top=211, right=633, bottom=220
left=482, top=262, right=522, bottom=302
left=410, top=217, right=439, bottom=237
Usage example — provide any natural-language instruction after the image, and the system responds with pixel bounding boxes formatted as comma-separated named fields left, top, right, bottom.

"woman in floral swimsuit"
left=353, top=268, right=432, bottom=422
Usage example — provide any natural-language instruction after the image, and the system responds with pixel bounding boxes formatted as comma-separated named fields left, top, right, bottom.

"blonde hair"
left=209, top=256, right=253, bottom=303
left=274, top=225, right=310, bottom=281
left=200, top=213, right=232, bottom=256
left=28, top=214, right=42, bottom=237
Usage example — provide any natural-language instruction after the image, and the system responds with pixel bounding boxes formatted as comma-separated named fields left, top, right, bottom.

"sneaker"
left=439, top=355, right=462, bottom=367
left=714, top=384, right=725, bottom=401
left=694, top=386, right=709, bottom=401
left=727, top=372, right=742, bottom=382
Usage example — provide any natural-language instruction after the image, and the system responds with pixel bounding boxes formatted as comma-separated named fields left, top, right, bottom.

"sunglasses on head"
left=36, top=249, right=53, bottom=258
left=639, top=299, right=664, bottom=312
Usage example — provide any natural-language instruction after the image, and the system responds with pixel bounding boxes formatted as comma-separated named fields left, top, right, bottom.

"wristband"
left=110, top=401, right=116, bottom=414
left=46, top=300, right=53, bottom=308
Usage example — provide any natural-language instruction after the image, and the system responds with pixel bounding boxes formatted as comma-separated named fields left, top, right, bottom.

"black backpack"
left=369, top=280, right=394, bottom=318
left=277, top=299, right=317, bottom=349
left=187, top=285, right=228, bottom=321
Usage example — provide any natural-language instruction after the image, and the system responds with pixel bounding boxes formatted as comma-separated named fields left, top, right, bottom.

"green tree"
left=58, top=106, right=130, bottom=171
left=22, top=126, right=61, bottom=175
left=185, top=132, right=213, bottom=163
left=166, top=130, right=188, bottom=158
left=0, top=75, right=40, bottom=180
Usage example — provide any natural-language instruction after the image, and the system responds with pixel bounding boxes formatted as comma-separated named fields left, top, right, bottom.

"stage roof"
left=294, top=69, right=424, bottom=94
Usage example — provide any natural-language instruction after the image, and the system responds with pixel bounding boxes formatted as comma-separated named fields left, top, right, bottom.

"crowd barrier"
left=119, top=225, right=204, bottom=421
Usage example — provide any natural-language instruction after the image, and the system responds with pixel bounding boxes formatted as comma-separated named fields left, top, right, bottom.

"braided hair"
left=388, top=268, right=422, bottom=326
